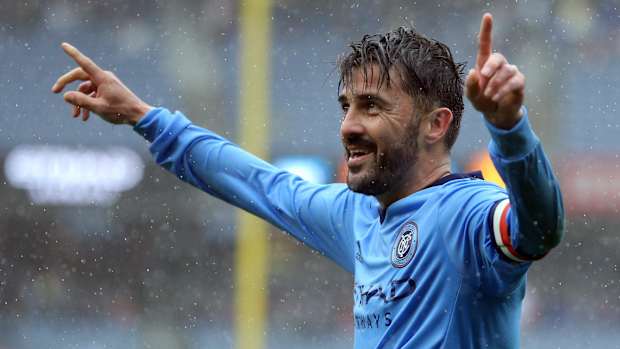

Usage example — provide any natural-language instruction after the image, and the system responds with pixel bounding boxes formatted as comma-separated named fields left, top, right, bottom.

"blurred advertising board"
left=558, top=155, right=620, bottom=217
left=4, top=145, right=143, bottom=206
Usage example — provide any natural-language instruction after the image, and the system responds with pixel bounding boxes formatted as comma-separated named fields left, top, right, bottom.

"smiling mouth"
left=347, top=147, right=376, bottom=168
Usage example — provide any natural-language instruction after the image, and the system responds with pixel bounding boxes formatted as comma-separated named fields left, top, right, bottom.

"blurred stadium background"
left=0, top=0, right=619, bottom=348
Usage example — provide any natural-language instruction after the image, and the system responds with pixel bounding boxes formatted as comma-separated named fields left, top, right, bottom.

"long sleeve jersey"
left=133, top=107, right=564, bottom=349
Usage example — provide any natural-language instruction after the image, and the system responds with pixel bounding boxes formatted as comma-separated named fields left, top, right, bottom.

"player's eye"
left=365, top=96, right=380, bottom=113
left=341, top=103, right=350, bottom=113
left=366, top=100, right=379, bottom=114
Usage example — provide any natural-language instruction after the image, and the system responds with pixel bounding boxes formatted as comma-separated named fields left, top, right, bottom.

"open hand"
left=466, top=13, right=525, bottom=129
left=52, top=43, right=152, bottom=125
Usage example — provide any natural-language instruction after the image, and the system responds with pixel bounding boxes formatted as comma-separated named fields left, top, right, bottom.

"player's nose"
left=340, top=109, right=365, bottom=142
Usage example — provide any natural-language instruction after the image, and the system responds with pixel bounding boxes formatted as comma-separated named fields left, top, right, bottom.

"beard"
left=345, top=119, right=420, bottom=196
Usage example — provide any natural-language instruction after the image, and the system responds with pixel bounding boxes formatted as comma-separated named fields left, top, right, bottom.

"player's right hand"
left=52, top=43, right=152, bottom=125
left=465, top=13, right=525, bottom=130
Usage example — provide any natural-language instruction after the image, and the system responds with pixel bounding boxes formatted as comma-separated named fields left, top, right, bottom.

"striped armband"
left=491, top=199, right=531, bottom=263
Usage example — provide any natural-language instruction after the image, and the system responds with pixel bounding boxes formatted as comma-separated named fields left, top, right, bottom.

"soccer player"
left=52, top=13, right=563, bottom=349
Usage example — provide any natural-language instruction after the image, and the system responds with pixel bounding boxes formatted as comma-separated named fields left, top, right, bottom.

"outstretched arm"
left=51, top=44, right=361, bottom=272
left=466, top=14, right=564, bottom=260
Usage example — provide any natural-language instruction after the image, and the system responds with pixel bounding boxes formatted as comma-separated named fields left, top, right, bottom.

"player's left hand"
left=466, top=13, right=524, bottom=130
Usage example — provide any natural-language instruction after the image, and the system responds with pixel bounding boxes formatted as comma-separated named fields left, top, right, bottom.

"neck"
left=376, top=152, right=452, bottom=210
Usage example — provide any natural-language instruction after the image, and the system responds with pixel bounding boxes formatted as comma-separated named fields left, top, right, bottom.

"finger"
left=475, top=13, right=493, bottom=71
left=73, top=105, right=81, bottom=118
left=484, top=63, right=517, bottom=98
left=492, top=73, right=525, bottom=103
left=465, top=69, right=482, bottom=101
left=52, top=67, right=90, bottom=93
left=72, top=81, right=96, bottom=118
left=63, top=91, right=103, bottom=114
left=82, top=107, right=91, bottom=121
left=61, top=43, right=105, bottom=81
left=78, top=80, right=96, bottom=94
left=480, top=53, right=506, bottom=79
left=82, top=92, right=96, bottom=121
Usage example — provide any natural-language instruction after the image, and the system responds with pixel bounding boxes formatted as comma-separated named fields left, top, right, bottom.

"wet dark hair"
left=338, top=27, right=465, bottom=149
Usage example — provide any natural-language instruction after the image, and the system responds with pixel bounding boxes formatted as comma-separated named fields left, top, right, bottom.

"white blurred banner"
left=4, top=145, right=144, bottom=206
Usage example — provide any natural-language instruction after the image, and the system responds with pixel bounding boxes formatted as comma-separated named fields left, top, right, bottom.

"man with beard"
left=52, top=13, right=563, bottom=349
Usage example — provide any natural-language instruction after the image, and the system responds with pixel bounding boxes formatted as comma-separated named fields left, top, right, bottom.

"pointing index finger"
left=61, top=42, right=105, bottom=80
left=475, top=13, right=493, bottom=71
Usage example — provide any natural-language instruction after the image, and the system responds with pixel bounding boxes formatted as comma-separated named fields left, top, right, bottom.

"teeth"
left=349, top=149, right=369, bottom=158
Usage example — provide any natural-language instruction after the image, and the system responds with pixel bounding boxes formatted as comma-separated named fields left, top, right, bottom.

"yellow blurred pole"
left=235, top=0, right=272, bottom=349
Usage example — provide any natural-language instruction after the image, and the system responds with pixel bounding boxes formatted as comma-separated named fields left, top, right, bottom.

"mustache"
left=342, top=135, right=376, bottom=152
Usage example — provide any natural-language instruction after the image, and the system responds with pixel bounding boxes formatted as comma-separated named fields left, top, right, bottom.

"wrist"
left=485, top=107, right=539, bottom=160
left=485, top=108, right=524, bottom=130
left=128, top=102, right=153, bottom=126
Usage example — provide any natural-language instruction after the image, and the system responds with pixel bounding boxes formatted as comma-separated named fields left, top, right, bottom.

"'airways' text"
left=354, top=312, right=392, bottom=330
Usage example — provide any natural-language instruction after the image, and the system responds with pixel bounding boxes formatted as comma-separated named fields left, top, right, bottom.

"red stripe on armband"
left=492, top=199, right=529, bottom=263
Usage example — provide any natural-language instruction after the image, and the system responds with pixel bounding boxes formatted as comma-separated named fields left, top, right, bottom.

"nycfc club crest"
left=391, top=221, right=419, bottom=268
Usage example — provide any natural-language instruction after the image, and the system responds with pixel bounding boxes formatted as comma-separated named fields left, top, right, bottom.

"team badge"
left=391, top=221, right=418, bottom=268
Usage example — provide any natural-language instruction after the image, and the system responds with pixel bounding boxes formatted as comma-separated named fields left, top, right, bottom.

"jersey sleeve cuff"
left=133, top=107, right=190, bottom=143
left=485, top=107, right=540, bottom=161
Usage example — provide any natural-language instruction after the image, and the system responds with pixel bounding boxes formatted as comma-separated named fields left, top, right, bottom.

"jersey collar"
left=378, top=171, right=484, bottom=223
left=422, top=171, right=483, bottom=189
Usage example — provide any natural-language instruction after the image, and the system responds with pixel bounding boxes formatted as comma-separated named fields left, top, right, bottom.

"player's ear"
left=423, top=107, right=453, bottom=145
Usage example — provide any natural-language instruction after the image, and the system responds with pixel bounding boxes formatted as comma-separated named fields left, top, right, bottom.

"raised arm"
left=52, top=43, right=362, bottom=272
left=465, top=14, right=564, bottom=260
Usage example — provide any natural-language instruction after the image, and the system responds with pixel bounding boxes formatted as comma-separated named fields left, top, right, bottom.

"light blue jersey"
left=133, top=107, right=563, bottom=349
